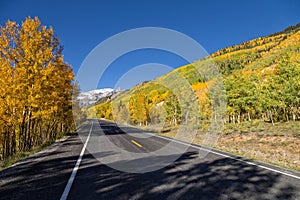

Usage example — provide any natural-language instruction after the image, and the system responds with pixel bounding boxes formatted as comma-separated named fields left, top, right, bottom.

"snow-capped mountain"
left=77, top=88, right=116, bottom=107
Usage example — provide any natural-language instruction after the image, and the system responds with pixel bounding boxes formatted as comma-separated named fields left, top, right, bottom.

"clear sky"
left=1, top=0, right=300, bottom=90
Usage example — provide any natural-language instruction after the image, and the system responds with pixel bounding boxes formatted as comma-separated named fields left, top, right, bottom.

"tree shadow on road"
left=0, top=133, right=299, bottom=200
left=0, top=135, right=83, bottom=200
left=71, top=150, right=299, bottom=200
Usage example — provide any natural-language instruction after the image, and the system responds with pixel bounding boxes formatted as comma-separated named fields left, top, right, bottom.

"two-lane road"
left=1, top=119, right=300, bottom=200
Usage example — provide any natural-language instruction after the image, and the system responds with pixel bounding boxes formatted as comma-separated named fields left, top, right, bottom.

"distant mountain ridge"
left=77, top=88, right=116, bottom=107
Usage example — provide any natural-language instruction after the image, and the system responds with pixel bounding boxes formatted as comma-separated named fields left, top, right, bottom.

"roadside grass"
left=0, top=120, right=91, bottom=170
left=0, top=140, right=53, bottom=170
left=0, top=131, right=76, bottom=170
left=144, top=120, right=300, bottom=172
left=0, top=139, right=55, bottom=170
left=216, top=131, right=300, bottom=171
left=223, top=120, right=300, bottom=136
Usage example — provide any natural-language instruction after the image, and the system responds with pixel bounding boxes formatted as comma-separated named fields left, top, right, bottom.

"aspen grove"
left=0, top=17, right=75, bottom=160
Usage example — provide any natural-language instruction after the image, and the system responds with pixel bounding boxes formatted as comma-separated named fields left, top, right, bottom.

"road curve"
left=0, top=119, right=300, bottom=200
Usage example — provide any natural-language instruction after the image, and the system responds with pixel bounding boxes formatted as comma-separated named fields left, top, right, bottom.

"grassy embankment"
left=150, top=121, right=300, bottom=171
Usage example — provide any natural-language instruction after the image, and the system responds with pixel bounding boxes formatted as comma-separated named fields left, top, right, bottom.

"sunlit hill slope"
left=89, top=23, right=300, bottom=130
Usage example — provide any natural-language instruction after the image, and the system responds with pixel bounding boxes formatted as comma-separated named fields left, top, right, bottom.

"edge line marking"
left=60, top=121, right=94, bottom=200
left=143, top=131, right=300, bottom=180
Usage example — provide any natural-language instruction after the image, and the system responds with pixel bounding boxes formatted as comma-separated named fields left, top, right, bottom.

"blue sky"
left=1, top=0, right=300, bottom=91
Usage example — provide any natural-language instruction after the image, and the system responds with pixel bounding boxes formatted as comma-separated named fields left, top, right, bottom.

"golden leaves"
left=0, top=17, right=75, bottom=158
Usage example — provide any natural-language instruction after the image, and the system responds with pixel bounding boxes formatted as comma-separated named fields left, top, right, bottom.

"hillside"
left=90, top=23, right=300, bottom=128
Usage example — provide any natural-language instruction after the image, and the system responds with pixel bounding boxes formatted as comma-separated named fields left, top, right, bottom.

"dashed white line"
left=60, top=121, right=93, bottom=200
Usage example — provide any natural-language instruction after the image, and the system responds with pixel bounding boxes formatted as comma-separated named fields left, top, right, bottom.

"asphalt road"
left=0, top=119, right=300, bottom=200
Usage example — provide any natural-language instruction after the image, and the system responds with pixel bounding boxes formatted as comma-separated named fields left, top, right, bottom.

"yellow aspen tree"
left=0, top=17, right=75, bottom=159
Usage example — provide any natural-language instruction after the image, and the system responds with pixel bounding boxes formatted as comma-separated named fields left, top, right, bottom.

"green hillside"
left=89, top=23, right=300, bottom=131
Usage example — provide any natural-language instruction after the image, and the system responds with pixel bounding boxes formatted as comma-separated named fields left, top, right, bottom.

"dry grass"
left=156, top=121, right=300, bottom=171
left=216, top=132, right=300, bottom=171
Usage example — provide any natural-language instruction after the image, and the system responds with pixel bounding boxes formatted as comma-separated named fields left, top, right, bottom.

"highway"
left=0, top=119, right=300, bottom=200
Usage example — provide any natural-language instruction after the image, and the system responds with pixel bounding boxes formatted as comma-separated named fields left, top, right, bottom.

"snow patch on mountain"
left=77, top=88, right=116, bottom=107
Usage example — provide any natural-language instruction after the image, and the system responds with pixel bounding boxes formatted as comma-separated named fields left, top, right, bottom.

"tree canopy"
left=0, top=17, right=77, bottom=160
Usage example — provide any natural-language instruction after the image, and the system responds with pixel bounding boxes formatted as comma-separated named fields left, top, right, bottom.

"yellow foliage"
left=0, top=17, right=75, bottom=159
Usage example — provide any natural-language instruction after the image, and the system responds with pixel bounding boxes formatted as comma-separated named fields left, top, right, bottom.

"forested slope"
left=90, top=23, right=300, bottom=131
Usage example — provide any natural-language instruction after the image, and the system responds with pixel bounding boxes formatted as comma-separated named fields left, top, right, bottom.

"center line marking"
left=131, top=140, right=142, bottom=147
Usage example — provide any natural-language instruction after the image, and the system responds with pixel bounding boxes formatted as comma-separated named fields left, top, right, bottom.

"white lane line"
left=144, top=132, right=300, bottom=180
left=60, top=121, right=94, bottom=200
